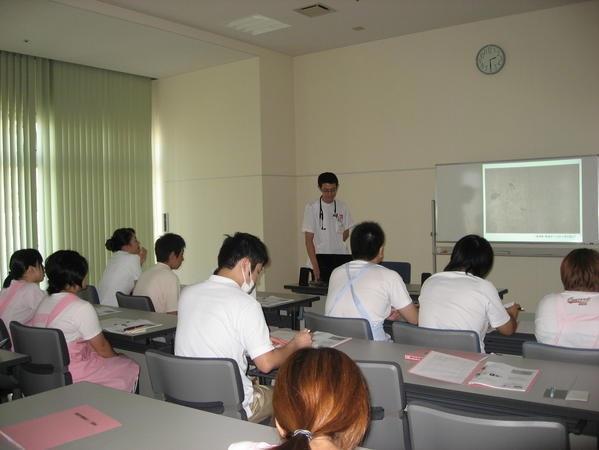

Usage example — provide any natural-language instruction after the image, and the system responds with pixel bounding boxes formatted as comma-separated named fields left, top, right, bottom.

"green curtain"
left=0, top=51, right=153, bottom=284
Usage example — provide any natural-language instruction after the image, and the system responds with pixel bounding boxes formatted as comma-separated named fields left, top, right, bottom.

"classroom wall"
left=293, top=1, right=599, bottom=311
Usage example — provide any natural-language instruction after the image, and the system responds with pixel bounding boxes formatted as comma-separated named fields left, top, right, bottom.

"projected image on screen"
left=483, top=159, right=582, bottom=243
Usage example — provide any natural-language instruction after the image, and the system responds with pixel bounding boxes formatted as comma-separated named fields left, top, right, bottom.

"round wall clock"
left=476, top=44, right=506, bottom=75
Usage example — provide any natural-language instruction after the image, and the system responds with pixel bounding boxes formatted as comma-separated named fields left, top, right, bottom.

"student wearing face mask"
left=175, top=232, right=312, bottom=423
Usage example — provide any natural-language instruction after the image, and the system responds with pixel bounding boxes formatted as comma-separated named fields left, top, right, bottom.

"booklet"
left=100, top=318, right=161, bottom=335
left=270, top=329, right=351, bottom=348
left=408, top=350, right=482, bottom=384
left=468, top=361, right=539, bottom=392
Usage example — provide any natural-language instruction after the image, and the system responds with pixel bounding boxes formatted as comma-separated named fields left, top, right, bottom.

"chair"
left=0, top=318, right=11, bottom=350
left=9, top=321, right=72, bottom=396
left=0, top=318, right=20, bottom=401
left=523, top=341, right=599, bottom=366
left=407, top=400, right=569, bottom=450
left=77, top=285, right=100, bottom=305
left=304, top=311, right=373, bottom=340
left=392, top=322, right=481, bottom=353
left=145, top=349, right=247, bottom=420
left=380, top=261, right=411, bottom=284
left=116, top=291, right=155, bottom=312
left=357, top=361, right=410, bottom=450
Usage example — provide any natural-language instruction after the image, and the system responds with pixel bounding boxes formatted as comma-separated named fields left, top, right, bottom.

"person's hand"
left=139, top=247, right=147, bottom=265
left=270, top=336, right=288, bottom=347
left=313, top=266, right=321, bottom=282
left=387, top=307, right=402, bottom=321
left=292, top=329, right=313, bottom=349
left=506, top=303, right=521, bottom=318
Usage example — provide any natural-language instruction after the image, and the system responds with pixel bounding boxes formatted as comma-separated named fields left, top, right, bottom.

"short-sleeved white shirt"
left=325, top=261, right=413, bottom=341
left=34, top=293, right=102, bottom=342
left=0, top=280, right=47, bottom=326
left=535, top=291, right=599, bottom=348
left=133, top=262, right=180, bottom=313
left=418, top=271, right=510, bottom=352
left=302, top=198, right=353, bottom=261
left=98, top=251, right=142, bottom=306
left=175, top=275, right=274, bottom=418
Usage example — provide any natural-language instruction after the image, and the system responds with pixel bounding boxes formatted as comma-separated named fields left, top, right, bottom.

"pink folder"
left=0, top=404, right=121, bottom=450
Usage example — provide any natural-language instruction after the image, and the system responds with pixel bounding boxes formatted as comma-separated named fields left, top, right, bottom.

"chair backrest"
left=392, top=322, right=481, bottom=353
left=523, top=341, right=599, bottom=366
left=116, top=291, right=155, bottom=312
left=77, top=285, right=100, bottom=305
left=304, top=311, right=373, bottom=340
left=9, top=321, right=72, bottom=395
left=0, top=318, right=11, bottom=349
left=145, top=349, right=247, bottom=420
left=380, top=261, right=411, bottom=284
left=407, top=401, right=569, bottom=450
left=357, top=361, right=409, bottom=450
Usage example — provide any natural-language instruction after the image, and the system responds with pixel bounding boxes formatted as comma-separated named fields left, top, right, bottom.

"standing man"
left=175, top=232, right=312, bottom=423
left=133, top=233, right=185, bottom=314
left=302, top=172, right=353, bottom=281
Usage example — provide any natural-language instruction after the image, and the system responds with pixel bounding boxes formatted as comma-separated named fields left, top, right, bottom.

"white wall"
left=293, top=2, right=599, bottom=310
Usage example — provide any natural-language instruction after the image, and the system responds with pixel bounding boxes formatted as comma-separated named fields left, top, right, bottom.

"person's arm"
left=495, top=303, right=520, bottom=336
left=88, top=332, right=117, bottom=358
left=342, top=229, right=350, bottom=242
left=304, top=232, right=320, bottom=281
left=389, top=303, right=418, bottom=324
left=253, top=329, right=312, bottom=373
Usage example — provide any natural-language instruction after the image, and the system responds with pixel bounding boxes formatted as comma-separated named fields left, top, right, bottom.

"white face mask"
left=241, top=263, right=256, bottom=296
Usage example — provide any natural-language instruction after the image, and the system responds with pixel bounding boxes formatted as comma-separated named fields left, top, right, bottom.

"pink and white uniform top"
left=0, top=280, right=46, bottom=342
left=31, top=293, right=139, bottom=392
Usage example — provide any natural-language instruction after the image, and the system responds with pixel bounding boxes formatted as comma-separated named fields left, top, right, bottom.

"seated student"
left=175, top=232, right=312, bottom=423
left=0, top=250, right=47, bottom=336
left=418, top=234, right=520, bottom=352
left=325, top=221, right=418, bottom=341
left=228, top=348, right=369, bottom=450
left=133, top=233, right=185, bottom=314
left=98, top=228, right=147, bottom=306
left=31, top=250, right=139, bottom=392
left=535, top=248, right=599, bottom=348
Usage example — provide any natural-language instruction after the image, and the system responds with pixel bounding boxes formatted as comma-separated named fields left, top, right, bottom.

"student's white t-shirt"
left=98, top=251, right=142, bottom=306
left=0, top=280, right=46, bottom=326
left=34, top=293, right=102, bottom=342
left=175, top=275, right=274, bottom=418
left=418, top=271, right=510, bottom=352
left=302, top=198, right=353, bottom=260
left=535, top=291, right=599, bottom=348
left=325, top=261, right=412, bottom=341
left=133, top=262, right=180, bottom=313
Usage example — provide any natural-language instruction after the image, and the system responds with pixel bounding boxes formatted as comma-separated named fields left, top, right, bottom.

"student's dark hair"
left=351, top=221, right=385, bottom=261
left=444, top=234, right=494, bottom=278
left=272, top=348, right=369, bottom=450
left=217, top=232, right=269, bottom=271
left=105, top=228, right=136, bottom=252
left=45, top=250, right=88, bottom=295
left=155, top=233, right=186, bottom=263
left=2, top=249, right=43, bottom=288
left=317, top=172, right=339, bottom=187
left=560, top=248, right=599, bottom=292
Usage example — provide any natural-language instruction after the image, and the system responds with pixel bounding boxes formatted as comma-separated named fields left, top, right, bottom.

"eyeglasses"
left=321, top=188, right=337, bottom=194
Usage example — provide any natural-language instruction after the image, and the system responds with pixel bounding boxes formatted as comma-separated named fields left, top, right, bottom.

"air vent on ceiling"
left=294, top=3, right=336, bottom=18
left=226, top=15, right=290, bottom=35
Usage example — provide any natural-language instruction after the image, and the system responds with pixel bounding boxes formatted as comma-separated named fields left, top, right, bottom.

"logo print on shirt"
left=567, top=297, right=590, bottom=306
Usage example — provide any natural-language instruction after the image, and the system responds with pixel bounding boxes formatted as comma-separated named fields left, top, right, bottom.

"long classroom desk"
left=336, top=339, right=599, bottom=433
left=257, top=291, right=320, bottom=330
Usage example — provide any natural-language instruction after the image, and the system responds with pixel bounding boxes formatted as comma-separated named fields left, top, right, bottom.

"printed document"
left=408, top=351, right=481, bottom=384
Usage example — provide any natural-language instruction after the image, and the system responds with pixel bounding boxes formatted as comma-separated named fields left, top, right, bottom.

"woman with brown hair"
left=229, top=347, right=370, bottom=450
left=535, top=248, right=599, bottom=348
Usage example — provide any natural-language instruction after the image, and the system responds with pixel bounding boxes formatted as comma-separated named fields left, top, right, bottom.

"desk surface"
left=337, top=339, right=599, bottom=422
left=257, top=291, right=319, bottom=309
left=0, top=349, right=29, bottom=370
left=94, top=306, right=178, bottom=342
left=0, top=382, right=280, bottom=449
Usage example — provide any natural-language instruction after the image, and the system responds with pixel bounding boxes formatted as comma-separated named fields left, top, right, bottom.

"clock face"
left=476, top=44, right=505, bottom=75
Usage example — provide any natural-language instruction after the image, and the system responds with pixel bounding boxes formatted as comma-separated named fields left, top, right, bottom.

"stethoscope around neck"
left=319, top=197, right=337, bottom=230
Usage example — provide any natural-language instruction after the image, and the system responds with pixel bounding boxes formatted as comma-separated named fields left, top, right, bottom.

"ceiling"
left=0, top=0, right=591, bottom=78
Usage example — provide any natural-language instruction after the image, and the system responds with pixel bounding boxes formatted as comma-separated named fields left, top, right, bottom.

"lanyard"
left=319, top=197, right=337, bottom=231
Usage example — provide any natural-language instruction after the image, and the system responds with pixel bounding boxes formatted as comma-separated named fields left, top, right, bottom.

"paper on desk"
left=100, top=318, right=161, bottom=335
left=409, top=350, right=481, bottom=384
left=468, top=362, right=539, bottom=392
left=0, top=405, right=121, bottom=450
left=95, top=306, right=119, bottom=317
left=256, top=295, right=294, bottom=307
left=270, top=329, right=351, bottom=349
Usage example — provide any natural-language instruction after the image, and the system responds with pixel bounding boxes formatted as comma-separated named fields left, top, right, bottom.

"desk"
left=257, top=291, right=320, bottom=330
left=484, top=312, right=536, bottom=355
left=0, top=349, right=29, bottom=370
left=337, top=339, right=599, bottom=433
